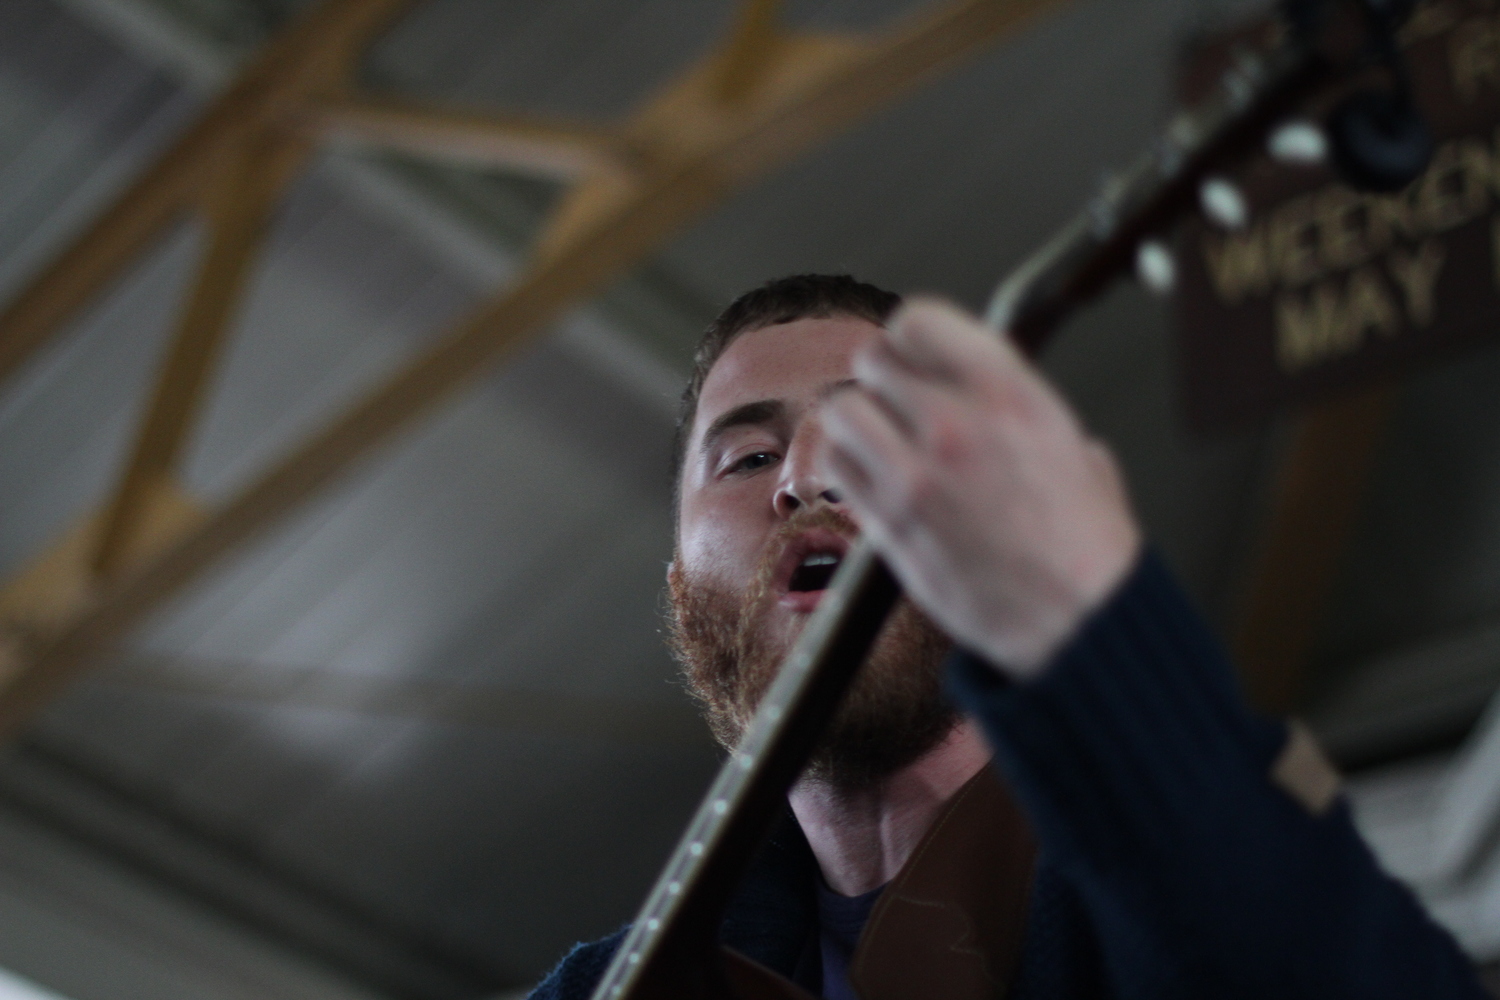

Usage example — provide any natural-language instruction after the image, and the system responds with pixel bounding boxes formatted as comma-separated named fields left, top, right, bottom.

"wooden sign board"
left=1176, top=0, right=1500, bottom=431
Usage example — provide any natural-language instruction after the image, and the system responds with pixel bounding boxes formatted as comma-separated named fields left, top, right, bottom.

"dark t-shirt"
left=815, top=881, right=883, bottom=1000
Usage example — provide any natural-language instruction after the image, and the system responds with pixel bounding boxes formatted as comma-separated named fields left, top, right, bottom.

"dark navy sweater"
left=530, top=553, right=1486, bottom=998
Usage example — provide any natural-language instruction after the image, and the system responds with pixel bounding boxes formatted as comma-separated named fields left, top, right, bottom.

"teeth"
left=800, top=553, right=839, bottom=568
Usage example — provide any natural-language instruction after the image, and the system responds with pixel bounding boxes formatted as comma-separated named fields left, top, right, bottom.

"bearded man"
left=531, top=275, right=1484, bottom=1000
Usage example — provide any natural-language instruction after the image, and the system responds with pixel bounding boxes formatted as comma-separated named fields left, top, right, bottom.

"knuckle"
left=893, top=465, right=941, bottom=516
left=929, top=419, right=970, bottom=463
left=925, top=406, right=977, bottom=465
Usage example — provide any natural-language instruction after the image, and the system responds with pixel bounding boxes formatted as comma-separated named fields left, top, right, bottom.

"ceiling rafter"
left=96, top=653, right=709, bottom=745
left=0, top=0, right=409, bottom=385
left=92, top=130, right=313, bottom=580
left=301, top=96, right=631, bottom=180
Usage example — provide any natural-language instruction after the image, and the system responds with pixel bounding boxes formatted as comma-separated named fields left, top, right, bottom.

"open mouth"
left=787, top=551, right=841, bottom=593
left=772, top=529, right=851, bottom=611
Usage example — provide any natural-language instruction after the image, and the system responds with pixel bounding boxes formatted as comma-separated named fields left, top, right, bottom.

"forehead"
left=694, top=315, right=882, bottom=430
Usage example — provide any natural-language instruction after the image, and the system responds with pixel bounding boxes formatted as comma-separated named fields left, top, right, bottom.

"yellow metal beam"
left=0, top=478, right=201, bottom=643
left=92, top=132, right=310, bottom=579
left=302, top=96, right=629, bottom=180
left=0, top=0, right=413, bottom=387
left=0, top=0, right=1071, bottom=737
left=103, top=654, right=708, bottom=746
left=713, top=0, right=785, bottom=104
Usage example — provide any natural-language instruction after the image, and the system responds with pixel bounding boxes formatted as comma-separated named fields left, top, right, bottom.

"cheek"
left=678, top=487, right=769, bottom=588
left=678, top=514, right=751, bottom=588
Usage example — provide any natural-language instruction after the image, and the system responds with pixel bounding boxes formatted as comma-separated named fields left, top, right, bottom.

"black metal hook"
left=1326, top=0, right=1435, bottom=191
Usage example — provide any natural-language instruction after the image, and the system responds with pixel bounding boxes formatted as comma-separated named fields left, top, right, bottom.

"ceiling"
left=5, top=0, right=1500, bottom=995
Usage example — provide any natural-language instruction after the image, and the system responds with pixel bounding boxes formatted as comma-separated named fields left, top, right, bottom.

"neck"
left=788, top=720, right=991, bottom=897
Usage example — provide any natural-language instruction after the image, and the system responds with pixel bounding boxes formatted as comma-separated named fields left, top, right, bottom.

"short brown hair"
left=672, top=274, right=901, bottom=500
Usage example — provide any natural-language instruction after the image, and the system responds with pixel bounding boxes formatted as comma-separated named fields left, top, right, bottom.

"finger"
left=892, top=298, right=1075, bottom=421
left=820, top=436, right=873, bottom=500
left=819, top=391, right=922, bottom=520
left=820, top=390, right=913, bottom=491
left=889, top=298, right=1064, bottom=414
left=820, top=440, right=912, bottom=558
left=850, top=339, right=959, bottom=443
left=887, top=298, right=1013, bottom=387
left=853, top=344, right=988, bottom=459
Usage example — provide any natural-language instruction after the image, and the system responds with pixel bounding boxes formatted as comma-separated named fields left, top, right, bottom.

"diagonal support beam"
left=713, top=0, right=785, bottom=104
left=0, top=0, right=413, bottom=388
left=101, top=654, right=708, bottom=745
left=92, top=132, right=311, bottom=579
left=301, top=97, right=630, bottom=181
left=0, top=0, right=1071, bottom=737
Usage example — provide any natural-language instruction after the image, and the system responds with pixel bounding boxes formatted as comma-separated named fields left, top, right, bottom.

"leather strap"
left=718, top=765, right=1035, bottom=1000
left=848, top=766, right=1036, bottom=1000
left=721, top=946, right=819, bottom=1000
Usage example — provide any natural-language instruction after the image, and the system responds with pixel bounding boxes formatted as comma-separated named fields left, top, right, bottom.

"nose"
left=773, top=420, right=842, bottom=519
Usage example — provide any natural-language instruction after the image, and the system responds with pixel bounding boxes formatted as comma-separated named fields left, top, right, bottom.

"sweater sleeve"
left=945, top=550, right=1487, bottom=999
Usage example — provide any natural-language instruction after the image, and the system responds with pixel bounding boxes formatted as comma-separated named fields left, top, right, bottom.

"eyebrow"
left=700, top=399, right=784, bottom=457
left=698, top=379, right=862, bottom=460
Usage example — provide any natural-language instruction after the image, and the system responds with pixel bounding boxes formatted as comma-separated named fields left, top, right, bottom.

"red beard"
left=667, top=507, right=957, bottom=792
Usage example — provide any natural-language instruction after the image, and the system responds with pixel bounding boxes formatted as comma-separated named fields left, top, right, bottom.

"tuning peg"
left=1136, top=240, right=1176, bottom=295
left=1268, top=119, right=1329, bottom=164
left=1199, top=176, right=1248, bottom=230
left=1327, top=90, right=1434, bottom=193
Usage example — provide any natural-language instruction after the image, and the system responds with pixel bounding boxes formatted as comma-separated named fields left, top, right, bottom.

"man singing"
left=531, top=274, right=1485, bottom=999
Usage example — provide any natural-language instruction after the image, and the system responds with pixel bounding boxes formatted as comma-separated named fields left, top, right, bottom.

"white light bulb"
left=1268, top=120, right=1328, bottom=165
left=1200, top=176, right=1248, bottom=230
left=1136, top=241, right=1176, bottom=296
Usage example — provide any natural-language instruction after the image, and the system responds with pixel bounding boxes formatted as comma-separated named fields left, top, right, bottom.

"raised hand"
left=818, top=299, right=1142, bottom=679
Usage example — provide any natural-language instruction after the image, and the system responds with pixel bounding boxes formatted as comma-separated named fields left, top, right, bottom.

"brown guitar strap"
left=717, top=765, right=1036, bottom=1000
left=850, top=766, right=1036, bottom=1000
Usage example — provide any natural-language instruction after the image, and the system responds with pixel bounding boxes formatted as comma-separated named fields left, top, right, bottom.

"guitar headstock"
left=986, top=0, right=1435, bottom=345
left=1174, top=0, right=1500, bottom=431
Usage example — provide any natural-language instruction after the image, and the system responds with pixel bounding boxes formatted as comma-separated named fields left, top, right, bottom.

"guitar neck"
left=989, top=26, right=1322, bottom=348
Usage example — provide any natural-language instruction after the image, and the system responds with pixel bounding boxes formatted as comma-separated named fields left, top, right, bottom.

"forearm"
left=946, top=551, right=1487, bottom=999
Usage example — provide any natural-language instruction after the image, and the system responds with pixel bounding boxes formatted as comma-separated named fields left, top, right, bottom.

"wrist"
left=982, top=532, right=1143, bottom=680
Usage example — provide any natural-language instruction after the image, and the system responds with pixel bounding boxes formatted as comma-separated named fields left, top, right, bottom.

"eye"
left=728, top=450, right=778, bottom=474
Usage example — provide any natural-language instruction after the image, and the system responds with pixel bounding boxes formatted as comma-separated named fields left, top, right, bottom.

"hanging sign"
left=1176, top=0, right=1500, bottom=431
